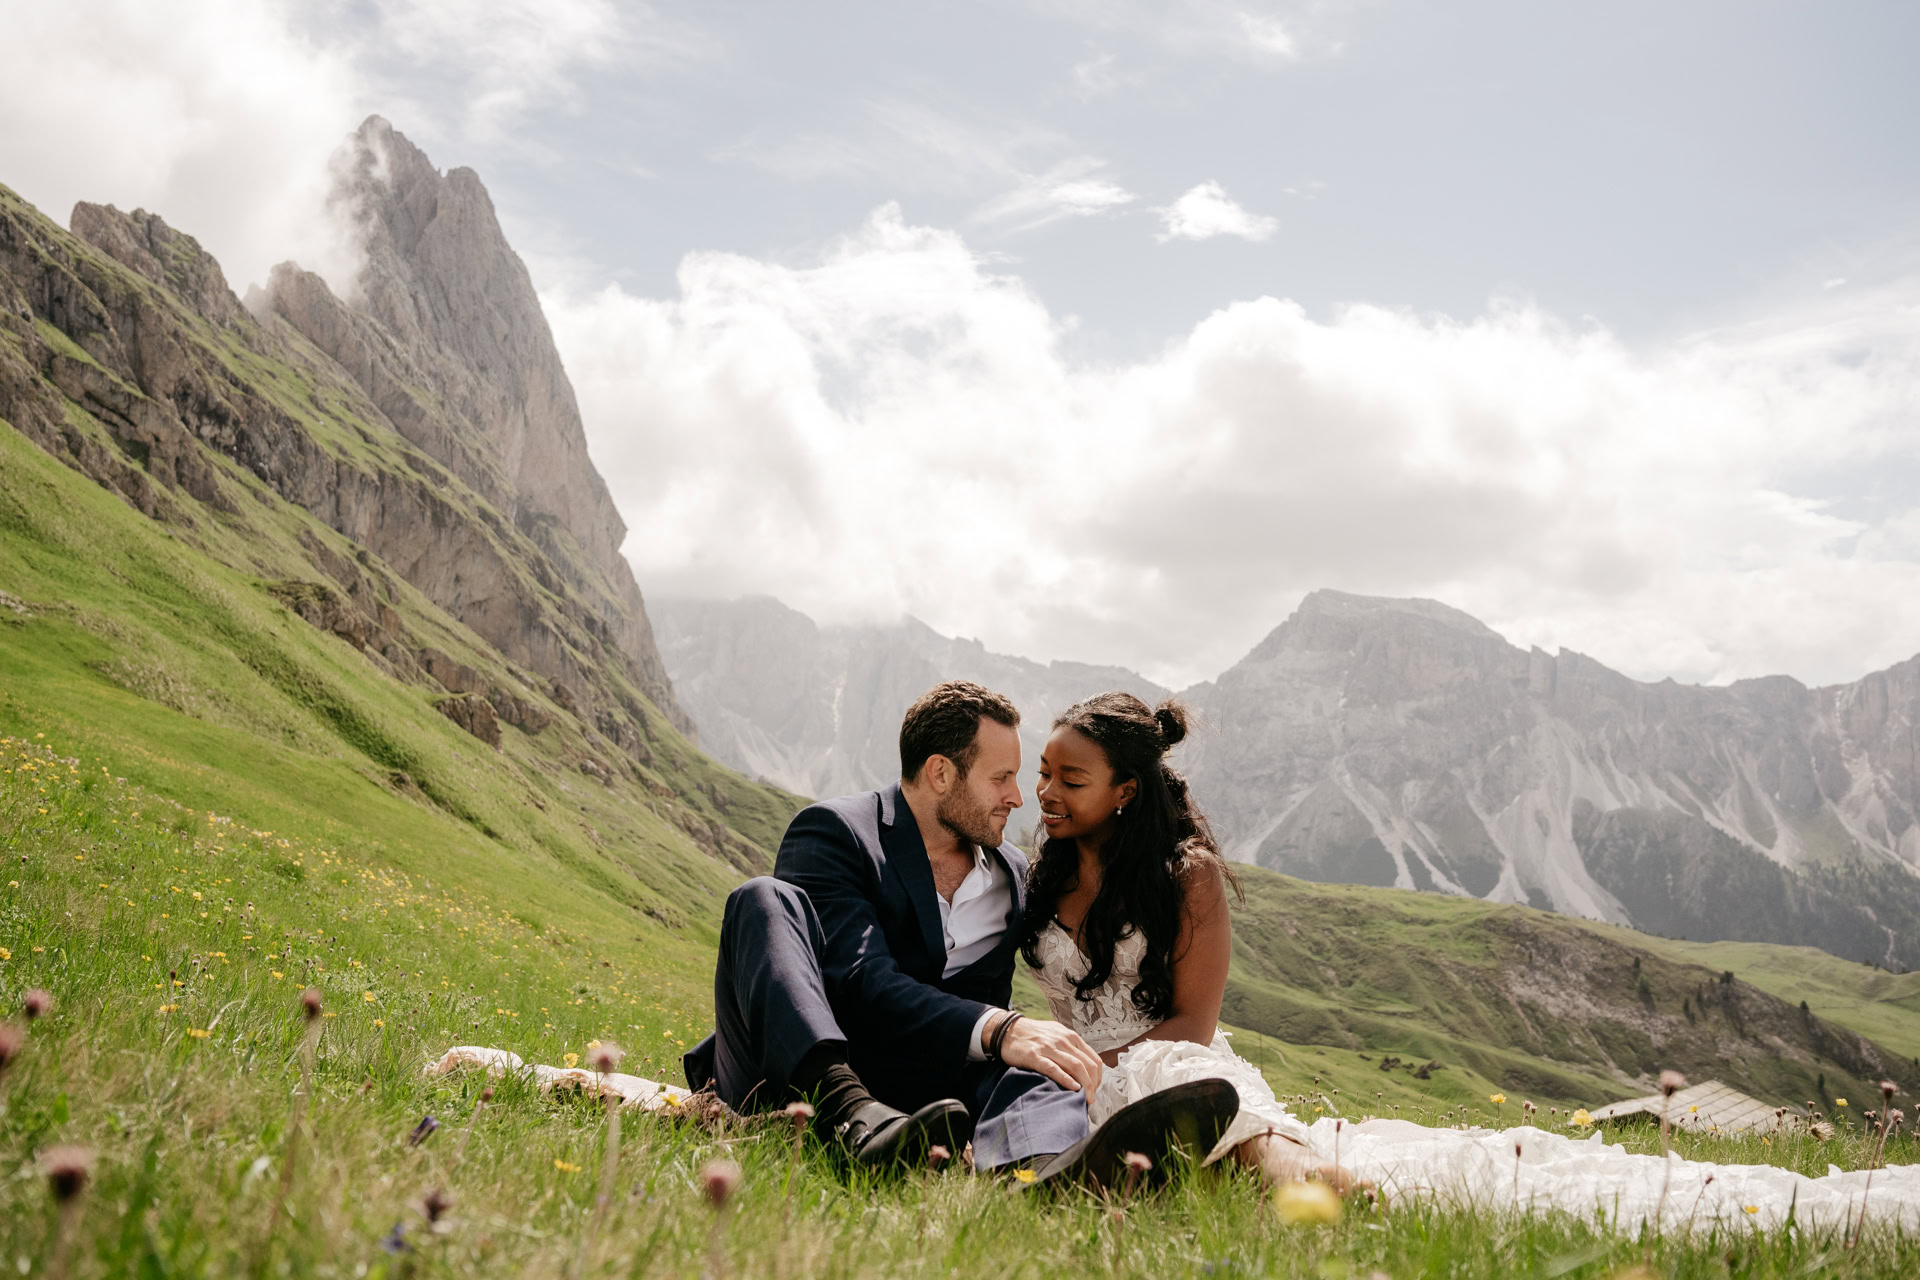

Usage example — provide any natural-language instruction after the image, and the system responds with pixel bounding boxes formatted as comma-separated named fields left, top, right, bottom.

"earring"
left=1115, top=805, right=1125, bottom=817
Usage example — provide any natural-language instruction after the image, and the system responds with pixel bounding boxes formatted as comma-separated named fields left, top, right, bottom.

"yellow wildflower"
left=1569, top=1109, right=1593, bottom=1128
left=373, top=1019, right=385, bottom=1028
left=1013, top=1168, right=1037, bottom=1184
left=563, top=1053, right=580, bottom=1068
left=0, top=948, right=9, bottom=962
left=1836, top=1098, right=1849, bottom=1107
left=187, top=1028, right=210, bottom=1039
left=1744, top=1205, right=1759, bottom=1215
left=1274, top=1180, right=1342, bottom=1225
left=271, top=971, right=285, bottom=980
left=554, top=1159, right=581, bottom=1173
left=1490, top=1093, right=1506, bottom=1105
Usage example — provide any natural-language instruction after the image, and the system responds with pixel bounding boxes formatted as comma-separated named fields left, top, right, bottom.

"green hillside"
left=1212, top=873, right=1918, bottom=1116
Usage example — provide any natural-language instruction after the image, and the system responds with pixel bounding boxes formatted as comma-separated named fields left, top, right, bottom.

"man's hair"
left=899, top=680, right=1020, bottom=781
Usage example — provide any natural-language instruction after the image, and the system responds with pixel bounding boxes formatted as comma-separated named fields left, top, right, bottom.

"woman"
left=1020, top=691, right=1335, bottom=1183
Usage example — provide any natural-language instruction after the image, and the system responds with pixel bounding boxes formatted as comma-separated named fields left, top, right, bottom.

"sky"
left=3, top=1, right=1920, bottom=689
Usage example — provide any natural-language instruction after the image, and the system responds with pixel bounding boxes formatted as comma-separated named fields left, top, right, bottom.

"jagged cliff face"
left=1180, top=590, right=1920, bottom=969
left=651, top=595, right=1170, bottom=809
left=264, top=116, right=687, bottom=737
left=0, top=128, right=766, bottom=868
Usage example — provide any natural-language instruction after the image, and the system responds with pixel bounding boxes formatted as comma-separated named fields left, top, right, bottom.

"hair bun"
left=1153, top=700, right=1189, bottom=747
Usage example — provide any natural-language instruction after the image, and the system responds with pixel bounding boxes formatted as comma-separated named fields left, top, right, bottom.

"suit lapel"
left=878, top=783, right=946, bottom=963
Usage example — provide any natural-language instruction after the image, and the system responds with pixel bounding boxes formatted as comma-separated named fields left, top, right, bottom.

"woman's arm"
left=1103, top=861, right=1231, bottom=1064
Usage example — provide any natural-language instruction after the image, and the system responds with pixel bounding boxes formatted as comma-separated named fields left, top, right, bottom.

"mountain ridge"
left=657, top=590, right=1920, bottom=967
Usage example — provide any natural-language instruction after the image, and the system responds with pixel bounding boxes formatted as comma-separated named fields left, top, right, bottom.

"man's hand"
left=986, top=1014, right=1103, bottom=1095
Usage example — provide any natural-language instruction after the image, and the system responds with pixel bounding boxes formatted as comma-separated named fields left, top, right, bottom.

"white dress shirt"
left=934, top=843, right=1012, bottom=1059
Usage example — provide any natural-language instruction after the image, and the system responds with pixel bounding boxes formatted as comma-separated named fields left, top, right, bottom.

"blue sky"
left=5, top=1, right=1920, bottom=688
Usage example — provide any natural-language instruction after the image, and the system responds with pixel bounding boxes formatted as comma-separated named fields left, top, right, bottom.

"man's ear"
left=922, top=753, right=953, bottom=795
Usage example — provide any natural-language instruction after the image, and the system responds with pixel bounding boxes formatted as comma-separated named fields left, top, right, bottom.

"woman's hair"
left=1018, top=692, right=1240, bottom=1022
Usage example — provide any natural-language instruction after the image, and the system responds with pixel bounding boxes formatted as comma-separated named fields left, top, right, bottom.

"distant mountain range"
left=655, top=591, right=1920, bottom=969
left=651, top=596, right=1169, bottom=800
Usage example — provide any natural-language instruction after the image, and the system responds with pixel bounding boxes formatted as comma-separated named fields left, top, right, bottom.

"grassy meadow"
left=4, top=734, right=1917, bottom=1279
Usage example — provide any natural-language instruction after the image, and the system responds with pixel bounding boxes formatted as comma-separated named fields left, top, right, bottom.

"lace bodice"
left=1027, top=920, right=1159, bottom=1054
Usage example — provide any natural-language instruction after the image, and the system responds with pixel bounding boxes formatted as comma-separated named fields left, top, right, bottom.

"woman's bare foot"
left=1233, top=1132, right=1370, bottom=1194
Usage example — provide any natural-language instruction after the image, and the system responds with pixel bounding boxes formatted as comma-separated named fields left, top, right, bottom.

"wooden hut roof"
left=1586, top=1080, right=1804, bottom=1136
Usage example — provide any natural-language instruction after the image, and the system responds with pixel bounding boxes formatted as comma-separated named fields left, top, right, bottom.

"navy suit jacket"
left=690, top=783, right=1030, bottom=1111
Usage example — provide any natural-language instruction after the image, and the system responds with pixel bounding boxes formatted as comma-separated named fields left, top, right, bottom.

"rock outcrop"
left=266, top=116, right=688, bottom=738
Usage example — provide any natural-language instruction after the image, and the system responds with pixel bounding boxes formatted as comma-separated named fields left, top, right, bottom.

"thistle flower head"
left=1810, top=1120, right=1836, bottom=1141
left=1882, top=1080, right=1898, bottom=1101
left=1122, top=1151, right=1153, bottom=1174
left=22, top=989, right=50, bottom=1020
left=928, top=1144, right=951, bottom=1169
left=300, top=987, right=323, bottom=1021
left=40, top=1146, right=94, bottom=1202
left=1659, top=1070, right=1687, bottom=1097
left=700, top=1158, right=742, bottom=1209
left=423, top=1187, right=453, bottom=1223
left=783, top=1100, right=815, bottom=1123
left=589, top=1040, right=625, bottom=1074
left=0, top=1022, right=23, bottom=1073
left=479, top=1086, right=494, bottom=1104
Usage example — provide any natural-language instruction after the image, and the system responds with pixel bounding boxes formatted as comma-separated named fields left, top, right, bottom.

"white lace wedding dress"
left=1029, top=920, right=1310, bottom=1163
left=1027, top=919, right=1920, bottom=1233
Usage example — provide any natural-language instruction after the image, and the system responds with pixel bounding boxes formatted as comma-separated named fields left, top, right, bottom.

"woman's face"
left=1036, top=725, right=1137, bottom=846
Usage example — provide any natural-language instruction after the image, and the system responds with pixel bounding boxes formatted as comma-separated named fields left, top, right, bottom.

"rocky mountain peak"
left=1249, top=589, right=1506, bottom=664
left=326, top=116, right=629, bottom=582
left=260, top=117, right=689, bottom=735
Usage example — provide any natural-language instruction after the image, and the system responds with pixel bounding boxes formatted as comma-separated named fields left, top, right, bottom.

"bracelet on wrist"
left=987, top=1010, right=1022, bottom=1063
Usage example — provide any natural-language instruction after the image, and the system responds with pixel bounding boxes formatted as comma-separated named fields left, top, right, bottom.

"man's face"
left=936, top=717, right=1023, bottom=848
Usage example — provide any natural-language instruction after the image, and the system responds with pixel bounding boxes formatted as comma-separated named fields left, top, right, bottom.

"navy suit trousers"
left=693, top=877, right=1087, bottom=1168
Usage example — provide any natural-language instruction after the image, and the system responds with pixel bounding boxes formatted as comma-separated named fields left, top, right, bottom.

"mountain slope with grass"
left=1214, top=874, right=1919, bottom=1117
left=0, top=125, right=799, bottom=934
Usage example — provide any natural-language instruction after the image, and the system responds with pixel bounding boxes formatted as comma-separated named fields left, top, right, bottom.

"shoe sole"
left=1025, top=1078, right=1239, bottom=1192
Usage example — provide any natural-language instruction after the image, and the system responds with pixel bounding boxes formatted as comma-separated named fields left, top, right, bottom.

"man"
left=684, top=680, right=1235, bottom=1181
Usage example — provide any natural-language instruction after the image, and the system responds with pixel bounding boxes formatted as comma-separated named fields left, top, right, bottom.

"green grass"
left=4, top=744, right=1917, bottom=1279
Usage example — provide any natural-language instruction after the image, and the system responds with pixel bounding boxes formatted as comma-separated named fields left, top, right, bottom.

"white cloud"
left=975, top=160, right=1136, bottom=232
left=724, top=101, right=1133, bottom=237
left=0, top=0, right=367, bottom=294
left=548, top=203, right=1920, bottom=691
left=349, top=0, right=696, bottom=145
left=1156, top=181, right=1278, bottom=242
left=1029, top=1, right=1339, bottom=65
left=1069, top=50, right=1139, bottom=100
left=0, top=0, right=656, bottom=295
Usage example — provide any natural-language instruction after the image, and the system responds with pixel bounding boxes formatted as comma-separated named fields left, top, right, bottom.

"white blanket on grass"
left=430, top=1047, right=1919, bottom=1234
